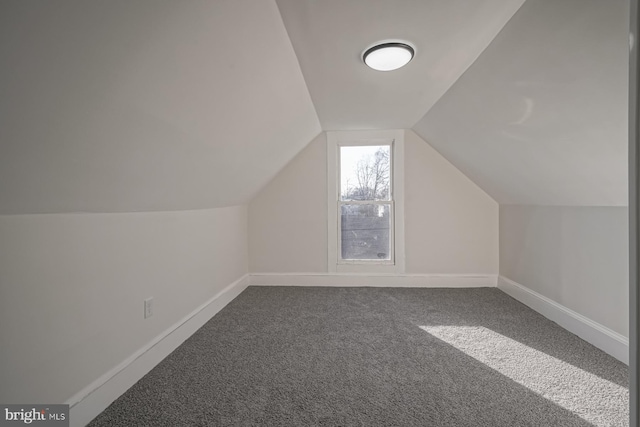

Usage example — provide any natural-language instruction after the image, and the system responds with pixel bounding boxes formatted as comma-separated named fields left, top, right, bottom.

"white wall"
left=249, top=130, right=498, bottom=275
left=0, top=206, right=248, bottom=404
left=249, top=134, right=328, bottom=273
left=500, top=205, right=629, bottom=336
left=405, top=130, right=498, bottom=274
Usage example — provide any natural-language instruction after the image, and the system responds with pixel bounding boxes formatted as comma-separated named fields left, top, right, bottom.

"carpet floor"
left=88, top=287, right=628, bottom=426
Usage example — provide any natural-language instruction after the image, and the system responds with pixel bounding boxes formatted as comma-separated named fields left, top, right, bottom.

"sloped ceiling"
left=0, top=0, right=320, bottom=214
left=413, top=0, right=629, bottom=206
left=1, top=0, right=628, bottom=213
left=276, top=0, right=526, bottom=131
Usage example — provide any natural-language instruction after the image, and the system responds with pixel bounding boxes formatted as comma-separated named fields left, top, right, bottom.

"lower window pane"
left=341, top=204, right=390, bottom=260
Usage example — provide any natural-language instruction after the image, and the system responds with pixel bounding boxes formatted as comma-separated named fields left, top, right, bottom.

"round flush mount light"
left=363, top=42, right=415, bottom=71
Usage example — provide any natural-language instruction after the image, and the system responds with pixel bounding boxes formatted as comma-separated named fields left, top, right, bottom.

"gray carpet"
left=88, top=287, right=628, bottom=426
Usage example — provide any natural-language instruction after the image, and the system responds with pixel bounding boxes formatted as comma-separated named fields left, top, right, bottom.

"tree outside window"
left=339, top=145, right=392, bottom=261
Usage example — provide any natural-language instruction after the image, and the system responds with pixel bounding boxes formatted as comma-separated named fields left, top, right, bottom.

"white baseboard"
left=68, top=273, right=625, bottom=426
left=67, top=274, right=250, bottom=427
left=497, top=276, right=629, bottom=364
left=250, top=273, right=497, bottom=288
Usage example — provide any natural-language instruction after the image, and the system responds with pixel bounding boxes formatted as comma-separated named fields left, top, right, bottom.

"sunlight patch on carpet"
left=419, top=325, right=627, bottom=425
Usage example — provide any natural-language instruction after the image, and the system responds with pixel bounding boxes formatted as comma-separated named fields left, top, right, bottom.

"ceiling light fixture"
left=363, top=42, right=414, bottom=71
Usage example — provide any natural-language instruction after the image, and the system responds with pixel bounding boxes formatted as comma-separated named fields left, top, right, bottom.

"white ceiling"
left=275, top=0, right=526, bottom=130
left=0, top=0, right=629, bottom=213
left=0, top=0, right=320, bottom=214
left=413, top=0, right=629, bottom=206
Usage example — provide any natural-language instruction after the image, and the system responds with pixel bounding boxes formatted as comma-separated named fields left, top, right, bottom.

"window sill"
left=334, top=262, right=404, bottom=274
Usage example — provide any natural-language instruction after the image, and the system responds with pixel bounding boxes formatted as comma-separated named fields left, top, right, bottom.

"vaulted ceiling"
left=413, top=0, right=629, bottom=205
left=0, top=0, right=320, bottom=214
left=0, top=0, right=629, bottom=214
left=275, top=0, right=526, bottom=130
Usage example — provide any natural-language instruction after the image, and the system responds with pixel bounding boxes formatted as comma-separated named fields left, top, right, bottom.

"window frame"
left=327, top=130, right=405, bottom=274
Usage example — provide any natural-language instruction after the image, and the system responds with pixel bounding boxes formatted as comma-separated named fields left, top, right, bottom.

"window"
left=339, top=144, right=393, bottom=263
left=327, top=130, right=405, bottom=273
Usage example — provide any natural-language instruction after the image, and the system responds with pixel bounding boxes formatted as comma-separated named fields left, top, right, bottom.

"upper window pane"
left=340, top=145, right=391, bottom=201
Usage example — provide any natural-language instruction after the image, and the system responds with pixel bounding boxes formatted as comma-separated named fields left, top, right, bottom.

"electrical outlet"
left=144, top=297, right=153, bottom=319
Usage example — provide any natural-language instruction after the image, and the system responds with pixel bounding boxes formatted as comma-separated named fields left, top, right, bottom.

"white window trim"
left=327, top=130, right=406, bottom=274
